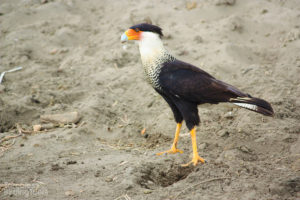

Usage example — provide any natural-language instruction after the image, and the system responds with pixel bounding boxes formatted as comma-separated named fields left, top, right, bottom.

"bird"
left=120, top=23, right=274, bottom=166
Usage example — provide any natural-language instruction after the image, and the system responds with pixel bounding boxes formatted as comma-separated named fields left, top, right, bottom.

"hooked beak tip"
left=121, top=33, right=128, bottom=43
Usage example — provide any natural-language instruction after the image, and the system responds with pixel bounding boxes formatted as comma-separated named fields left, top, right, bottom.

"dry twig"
left=0, top=123, right=32, bottom=157
left=0, top=180, right=45, bottom=193
left=16, top=123, right=32, bottom=134
left=114, top=194, right=131, bottom=200
left=77, top=121, right=86, bottom=128
left=0, top=134, right=21, bottom=144
left=0, top=139, right=15, bottom=157
left=114, top=63, right=119, bottom=70
left=0, top=66, right=23, bottom=84
left=0, top=183, right=29, bottom=193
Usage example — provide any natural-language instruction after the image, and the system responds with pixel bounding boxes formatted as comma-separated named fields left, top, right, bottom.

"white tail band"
left=233, top=103, right=258, bottom=111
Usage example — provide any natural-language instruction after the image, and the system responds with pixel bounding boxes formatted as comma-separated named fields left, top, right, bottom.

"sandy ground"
left=1, top=0, right=300, bottom=199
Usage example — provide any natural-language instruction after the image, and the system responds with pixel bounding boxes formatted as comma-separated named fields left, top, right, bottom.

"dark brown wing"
left=158, top=60, right=248, bottom=104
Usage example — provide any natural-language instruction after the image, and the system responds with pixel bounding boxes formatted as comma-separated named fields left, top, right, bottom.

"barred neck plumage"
left=138, top=32, right=175, bottom=89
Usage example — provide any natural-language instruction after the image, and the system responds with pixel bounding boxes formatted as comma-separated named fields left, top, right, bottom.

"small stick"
left=114, top=194, right=131, bottom=200
left=6, top=66, right=23, bottom=73
left=77, top=121, right=86, bottom=128
left=32, top=180, right=46, bottom=185
left=0, top=134, right=21, bottom=144
left=106, top=85, right=114, bottom=93
left=0, top=181, right=44, bottom=192
left=16, top=123, right=32, bottom=134
left=114, top=63, right=119, bottom=70
left=174, top=177, right=231, bottom=199
left=0, top=72, right=5, bottom=84
left=119, top=161, right=128, bottom=166
left=0, top=66, right=23, bottom=84
left=124, top=194, right=131, bottom=200
left=3, top=139, right=15, bottom=148
left=0, top=139, right=16, bottom=157
left=0, top=183, right=29, bottom=188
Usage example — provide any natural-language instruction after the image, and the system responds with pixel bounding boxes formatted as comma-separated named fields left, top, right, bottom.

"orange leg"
left=182, top=127, right=205, bottom=166
left=156, top=122, right=184, bottom=155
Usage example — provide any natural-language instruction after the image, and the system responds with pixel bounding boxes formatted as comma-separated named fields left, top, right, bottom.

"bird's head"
left=121, top=23, right=163, bottom=43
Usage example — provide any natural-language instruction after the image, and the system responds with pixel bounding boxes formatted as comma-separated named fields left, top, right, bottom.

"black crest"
left=130, top=23, right=163, bottom=37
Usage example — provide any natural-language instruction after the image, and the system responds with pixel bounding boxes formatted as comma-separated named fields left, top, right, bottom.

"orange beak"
left=121, top=29, right=141, bottom=43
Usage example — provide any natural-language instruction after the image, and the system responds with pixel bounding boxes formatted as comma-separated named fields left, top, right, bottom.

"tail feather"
left=230, top=97, right=274, bottom=116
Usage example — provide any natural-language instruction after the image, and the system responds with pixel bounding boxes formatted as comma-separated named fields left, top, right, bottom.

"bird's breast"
left=140, top=51, right=175, bottom=90
left=142, top=62, right=162, bottom=90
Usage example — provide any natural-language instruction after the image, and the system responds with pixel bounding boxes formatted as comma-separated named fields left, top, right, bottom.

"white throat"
left=138, top=32, right=166, bottom=65
left=136, top=32, right=175, bottom=90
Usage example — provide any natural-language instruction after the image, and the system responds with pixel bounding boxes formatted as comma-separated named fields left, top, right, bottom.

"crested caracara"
left=121, top=23, right=274, bottom=166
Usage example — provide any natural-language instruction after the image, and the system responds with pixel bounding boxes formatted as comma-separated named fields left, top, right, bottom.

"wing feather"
left=159, top=60, right=247, bottom=104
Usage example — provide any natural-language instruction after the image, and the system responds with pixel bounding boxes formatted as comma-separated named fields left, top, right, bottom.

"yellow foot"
left=181, top=154, right=205, bottom=167
left=156, top=148, right=183, bottom=156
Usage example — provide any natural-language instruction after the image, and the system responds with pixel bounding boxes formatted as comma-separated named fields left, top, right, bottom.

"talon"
left=181, top=127, right=206, bottom=167
left=156, top=148, right=183, bottom=156
left=156, top=123, right=183, bottom=156
left=181, top=154, right=205, bottom=167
